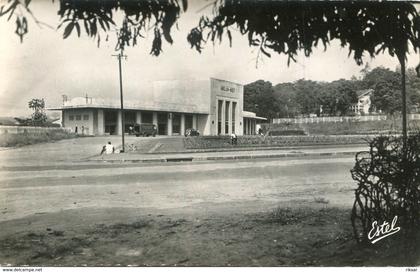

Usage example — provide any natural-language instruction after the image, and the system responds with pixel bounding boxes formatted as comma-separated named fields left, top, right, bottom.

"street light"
left=112, top=48, right=127, bottom=153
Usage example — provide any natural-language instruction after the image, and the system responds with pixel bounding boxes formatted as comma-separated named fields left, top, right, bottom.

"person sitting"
left=100, top=141, right=115, bottom=155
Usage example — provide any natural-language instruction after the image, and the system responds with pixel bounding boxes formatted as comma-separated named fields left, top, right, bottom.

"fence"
left=272, top=114, right=420, bottom=124
left=0, top=125, right=71, bottom=135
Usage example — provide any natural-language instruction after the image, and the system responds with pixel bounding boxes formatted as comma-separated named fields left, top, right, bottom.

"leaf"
left=260, top=48, right=271, bottom=58
left=84, top=20, right=90, bottom=36
left=75, top=22, right=80, bottom=37
left=227, top=29, right=232, bottom=47
left=63, top=22, right=74, bottom=39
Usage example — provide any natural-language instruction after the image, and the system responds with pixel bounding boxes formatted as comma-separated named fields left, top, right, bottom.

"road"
left=0, top=138, right=384, bottom=266
left=0, top=140, right=357, bottom=223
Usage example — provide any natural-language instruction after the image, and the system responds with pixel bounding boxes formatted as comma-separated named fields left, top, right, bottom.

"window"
left=76, top=115, right=81, bottom=120
left=69, top=115, right=74, bottom=121
left=83, top=115, right=89, bottom=120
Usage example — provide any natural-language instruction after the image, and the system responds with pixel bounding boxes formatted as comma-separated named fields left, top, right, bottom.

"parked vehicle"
left=184, top=128, right=200, bottom=137
left=134, top=123, right=157, bottom=137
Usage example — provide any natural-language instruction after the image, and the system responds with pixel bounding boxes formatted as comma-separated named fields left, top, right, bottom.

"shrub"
left=0, top=129, right=77, bottom=147
left=350, top=134, right=420, bottom=243
left=183, top=135, right=368, bottom=149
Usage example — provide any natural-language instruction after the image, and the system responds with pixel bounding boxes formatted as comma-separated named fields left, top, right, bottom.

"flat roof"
left=48, top=105, right=210, bottom=114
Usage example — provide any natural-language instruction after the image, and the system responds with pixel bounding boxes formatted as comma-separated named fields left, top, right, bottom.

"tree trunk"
left=398, top=53, right=407, bottom=151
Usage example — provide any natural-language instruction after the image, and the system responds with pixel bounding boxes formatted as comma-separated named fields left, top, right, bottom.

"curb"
left=93, top=150, right=360, bottom=164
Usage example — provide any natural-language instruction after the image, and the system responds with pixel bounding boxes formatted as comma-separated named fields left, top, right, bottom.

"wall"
left=63, top=109, right=95, bottom=135
left=210, top=78, right=244, bottom=135
left=273, top=114, right=420, bottom=124
left=0, top=126, right=71, bottom=134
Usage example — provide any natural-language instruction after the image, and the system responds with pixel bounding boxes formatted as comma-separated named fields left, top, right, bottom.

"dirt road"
left=0, top=137, right=418, bottom=266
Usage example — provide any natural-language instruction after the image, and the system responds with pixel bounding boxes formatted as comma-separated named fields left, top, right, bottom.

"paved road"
left=0, top=157, right=357, bottom=223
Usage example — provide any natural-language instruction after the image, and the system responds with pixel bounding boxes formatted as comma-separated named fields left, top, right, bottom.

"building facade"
left=351, top=89, right=375, bottom=115
left=50, top=78, right=266, bottom=136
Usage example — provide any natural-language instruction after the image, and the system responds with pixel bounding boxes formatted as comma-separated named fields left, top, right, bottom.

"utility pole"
left=112, top=48, right=127, bottom=152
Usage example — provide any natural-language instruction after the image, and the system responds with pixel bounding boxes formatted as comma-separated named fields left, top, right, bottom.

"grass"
left=0, top=129, right=78, bottom=147
left=183, top=135, right=368, bottom=149
left=1, top=207, right=418, bottom=266
left=266, top=119, right=420, bottom=135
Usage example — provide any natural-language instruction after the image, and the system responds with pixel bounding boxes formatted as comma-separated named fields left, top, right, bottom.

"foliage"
left=28, top=98, right=47, bottom=126
left=183, top=135, right=367, bottom=149
left=243, top=80, right=280, bottom=119
left=0, top=128, right=76, bottom=147
left=245, top=66, right=420, bottom=119
left=270, top=118, right=420, bottom=136
left=188, top=1, right=420, bottom=65
left=351, top=134, right=420, bottom=243
left=0, top=0, right=187, bottom=55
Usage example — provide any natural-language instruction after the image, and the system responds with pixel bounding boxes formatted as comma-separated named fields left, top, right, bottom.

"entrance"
left=104, top=110, right=118, bottom=135
left=157, top=113, right=168, bottom=135
left=172, top=113, right=181, bottom=135
left=185, top=114, right=193, bottom=130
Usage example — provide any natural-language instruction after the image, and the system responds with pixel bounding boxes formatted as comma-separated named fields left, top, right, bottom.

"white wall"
left=63, top=109, right=94, bottom=135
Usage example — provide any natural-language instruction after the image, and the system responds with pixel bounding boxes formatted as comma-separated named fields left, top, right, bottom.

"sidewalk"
left=89, top=145, right=369, bottom=163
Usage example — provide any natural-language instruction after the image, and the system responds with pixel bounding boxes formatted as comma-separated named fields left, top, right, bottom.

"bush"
left=0, top=129, right=77, bottom=147
left=268, top=119, right=420, bottom=135
left=183, top=135, right=368, bottom=149
left=351, top=134, right=420, bottom=243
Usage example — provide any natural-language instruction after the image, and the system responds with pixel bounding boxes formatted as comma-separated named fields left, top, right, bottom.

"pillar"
left=152, top=112, right=158, bottom=127
left=181, top=114, right=185, bottom=135
left=116, top=110, right=122, bottom=135
left=97, top=109, right=105, bottom=135
left=228, top=101, right=233, bottom=135
left=136, top=111, right=142, bottom=124
left=167, top=113, right=173, bottom=136
left=61, top=111, right=65, bottom=128
left=192, top=114, right=197, bottom=129
left=221, top=100, right=226, bottom=135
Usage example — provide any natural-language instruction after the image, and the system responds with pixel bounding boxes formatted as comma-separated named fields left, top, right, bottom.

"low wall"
left=0, top=125, right=71, bottom=135
left=273, top=114, right=420, bottom=124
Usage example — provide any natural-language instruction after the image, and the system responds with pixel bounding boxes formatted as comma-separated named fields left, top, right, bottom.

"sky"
left=0, top=0, right=419, bottom=117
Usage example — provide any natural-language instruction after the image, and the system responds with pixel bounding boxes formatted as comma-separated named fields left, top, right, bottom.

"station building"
left=50, top=78, right=266, bottom=136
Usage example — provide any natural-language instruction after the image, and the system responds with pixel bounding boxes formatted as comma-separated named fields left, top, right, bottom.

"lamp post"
left=113, top=48, right=127, bottom=152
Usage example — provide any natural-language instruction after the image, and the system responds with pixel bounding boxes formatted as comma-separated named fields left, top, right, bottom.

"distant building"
left=351, top=89, right=375, bottom=115
left=49, top=78, right=266, bottom=136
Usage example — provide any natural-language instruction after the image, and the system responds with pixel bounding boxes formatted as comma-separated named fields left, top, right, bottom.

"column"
left=136, top=111, right=142, bottom=124
left=228, top=101, right=233, bottom=135
left=152, top=112, right=158, bottom=127
left=221, top=100, right=226, bottom=135
left=180, top=114, right=185, bottom=135
left=97, top=109, right=105, bottom=135
left=167, top=113, right=173, bottom=136
left=61, top=111, right=65, bottom=128
left=116, top=110, right=122, bottom=135
left=192, top=114, right=197, bottom=129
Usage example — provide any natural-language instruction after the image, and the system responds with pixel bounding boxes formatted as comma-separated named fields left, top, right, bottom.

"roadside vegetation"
left=0, top=129, right=77, bottom=147
left=245, top=66, right=420, bottom=120
left=183, top=135, right=367, bottom=150
left=265, top=119, right=420, bottom=135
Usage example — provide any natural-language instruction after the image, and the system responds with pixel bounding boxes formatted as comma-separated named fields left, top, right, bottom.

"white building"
left=50, top=78, right=266, bottom=136
left=351, top=89, right=374, bottom=115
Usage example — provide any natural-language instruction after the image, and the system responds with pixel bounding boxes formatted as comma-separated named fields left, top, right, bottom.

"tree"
left=0, top=0, right=188, bottom=55
left=28, top=98, right=47, bottom=126
left=186, top=0, right=420, bottom=144
left=244, top=80, right=279, bottom=120
left=363, top=67, right=402, bottom=114
left=2, top=0, right=420, bottom=141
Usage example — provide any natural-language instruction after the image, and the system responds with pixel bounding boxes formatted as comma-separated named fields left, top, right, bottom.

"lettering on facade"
left=221, top=86, right=235, bottom=93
